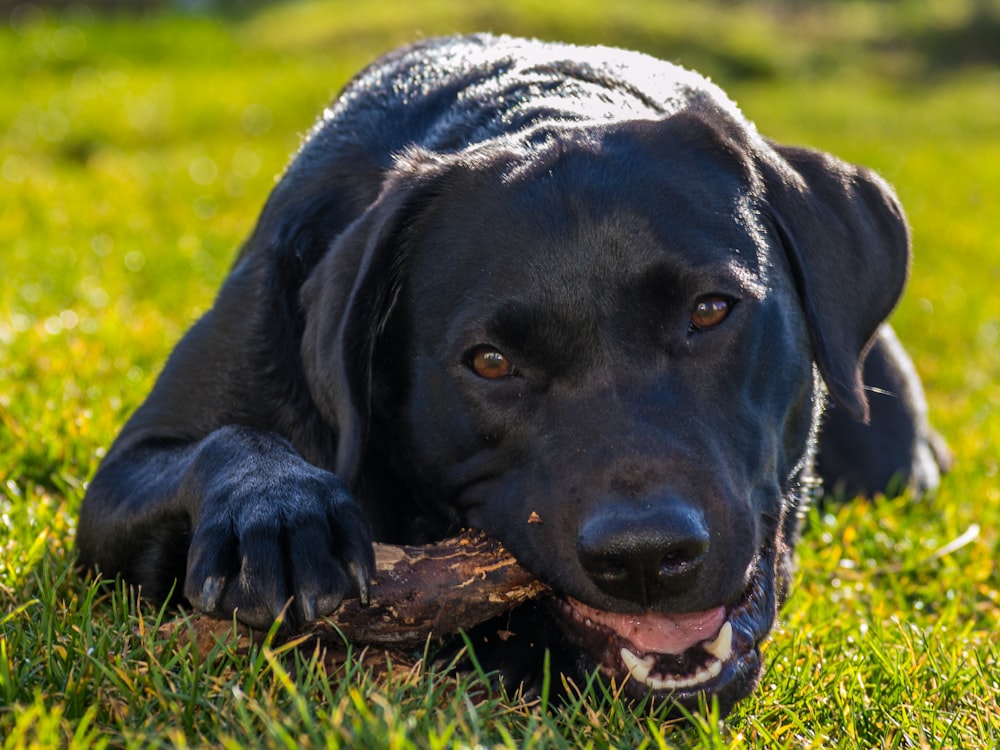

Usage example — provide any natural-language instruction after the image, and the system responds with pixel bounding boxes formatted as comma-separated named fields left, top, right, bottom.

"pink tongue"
left=569, top=598, right=727, bottom=655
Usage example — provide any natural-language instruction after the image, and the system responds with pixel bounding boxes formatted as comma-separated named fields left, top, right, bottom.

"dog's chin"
left=549, top=548, right=777, bottom=717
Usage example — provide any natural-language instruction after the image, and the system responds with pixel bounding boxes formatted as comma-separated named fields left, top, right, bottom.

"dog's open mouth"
left=550, top=548, right=776, bottom=713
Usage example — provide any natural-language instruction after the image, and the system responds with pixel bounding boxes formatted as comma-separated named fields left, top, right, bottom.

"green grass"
left=2, top=0, right=998, bottom=746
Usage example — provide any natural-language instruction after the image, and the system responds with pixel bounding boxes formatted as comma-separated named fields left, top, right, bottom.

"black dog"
left=78, top=35, right=947, bottom=716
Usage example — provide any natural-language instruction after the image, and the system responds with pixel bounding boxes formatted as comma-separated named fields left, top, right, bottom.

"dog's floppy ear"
left=764, top=144, right=910, bottom=423
left=300, top=153, right=447, bottom=486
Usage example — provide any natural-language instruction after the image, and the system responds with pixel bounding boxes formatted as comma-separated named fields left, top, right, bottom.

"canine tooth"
left=620, top=648, right=654, bottom=684
left=704, top=621, right=733, bottom=662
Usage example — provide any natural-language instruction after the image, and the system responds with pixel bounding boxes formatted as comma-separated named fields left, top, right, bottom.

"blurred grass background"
left=1, top=0, right=998, bottom=747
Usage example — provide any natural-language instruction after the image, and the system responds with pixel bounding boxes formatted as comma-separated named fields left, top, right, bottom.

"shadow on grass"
left=907, top=5, right=1000, bottom=70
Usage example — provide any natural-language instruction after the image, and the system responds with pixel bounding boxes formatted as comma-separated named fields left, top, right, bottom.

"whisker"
left=862, top=386, right=897, bottom=398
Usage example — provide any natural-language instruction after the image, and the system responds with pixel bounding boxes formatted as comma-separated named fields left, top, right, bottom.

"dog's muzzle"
left=550, top=547, right=777, bottom=714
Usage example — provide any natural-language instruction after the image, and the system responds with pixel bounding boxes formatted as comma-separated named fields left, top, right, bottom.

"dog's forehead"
left=406, top=119, right=772, bottom=309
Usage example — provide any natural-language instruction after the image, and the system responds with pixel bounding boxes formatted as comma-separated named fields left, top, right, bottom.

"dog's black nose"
left=577, top=500, right=709, bottom=606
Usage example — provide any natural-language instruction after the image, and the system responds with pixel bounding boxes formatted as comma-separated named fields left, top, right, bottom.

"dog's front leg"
left=77, top=425, right=374, bottom=629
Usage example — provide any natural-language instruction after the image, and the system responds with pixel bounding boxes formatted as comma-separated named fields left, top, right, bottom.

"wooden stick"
left=160, top=531, right=551, bottom=652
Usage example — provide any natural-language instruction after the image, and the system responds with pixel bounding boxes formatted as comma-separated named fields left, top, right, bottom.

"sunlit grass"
left=2, top=1, right=998, bottom=746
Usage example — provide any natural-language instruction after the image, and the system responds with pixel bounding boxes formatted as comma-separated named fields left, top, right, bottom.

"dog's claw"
left=300, top=593, right=317, bottom=623
left=201, top=576, right=224, bottom=613
left=350, top=561, right=370, bottom=607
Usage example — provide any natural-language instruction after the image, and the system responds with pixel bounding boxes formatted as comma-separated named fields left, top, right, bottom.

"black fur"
left=78, top=35, right=947, bottom=715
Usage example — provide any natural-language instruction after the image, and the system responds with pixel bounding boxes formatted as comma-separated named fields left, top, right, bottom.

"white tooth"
left=648, top=673, right=674, bottom=690
left=620, top=648, right=654, bottom=684
left=624, top=636, right=730, bottom=693
left=680, top=670, right=703, bottom=690
left=704, top=621, right=733, bottom=662
left=705, top=657, right=723, bottom=679
left=648, top=670, right=689, bottom=691
left=642, top=659, right=725, bottom=692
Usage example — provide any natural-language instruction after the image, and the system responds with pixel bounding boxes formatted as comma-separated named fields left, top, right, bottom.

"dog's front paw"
left=183, top=463, right=374, bottom=629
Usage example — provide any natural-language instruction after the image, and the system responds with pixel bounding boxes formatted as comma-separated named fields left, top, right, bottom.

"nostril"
left=658, top=540, right=708, bottom=580
left=587, top=558, right=630, bottom=586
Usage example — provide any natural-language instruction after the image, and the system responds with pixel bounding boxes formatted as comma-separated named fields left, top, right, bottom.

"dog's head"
left=301, top=104, right=909, bottom=714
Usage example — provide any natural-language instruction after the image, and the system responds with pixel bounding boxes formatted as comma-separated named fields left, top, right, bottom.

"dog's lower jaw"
left=551, top=545, right=778, bottom=718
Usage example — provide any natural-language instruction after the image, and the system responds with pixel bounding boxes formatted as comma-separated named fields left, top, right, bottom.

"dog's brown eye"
left=691, top=296, right=733, bottom=330
left=469, top=346, right=515, bottom=379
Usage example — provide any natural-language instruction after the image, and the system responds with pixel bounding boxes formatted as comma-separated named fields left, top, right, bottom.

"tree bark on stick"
left=160, top=531, right=551, bottom=653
